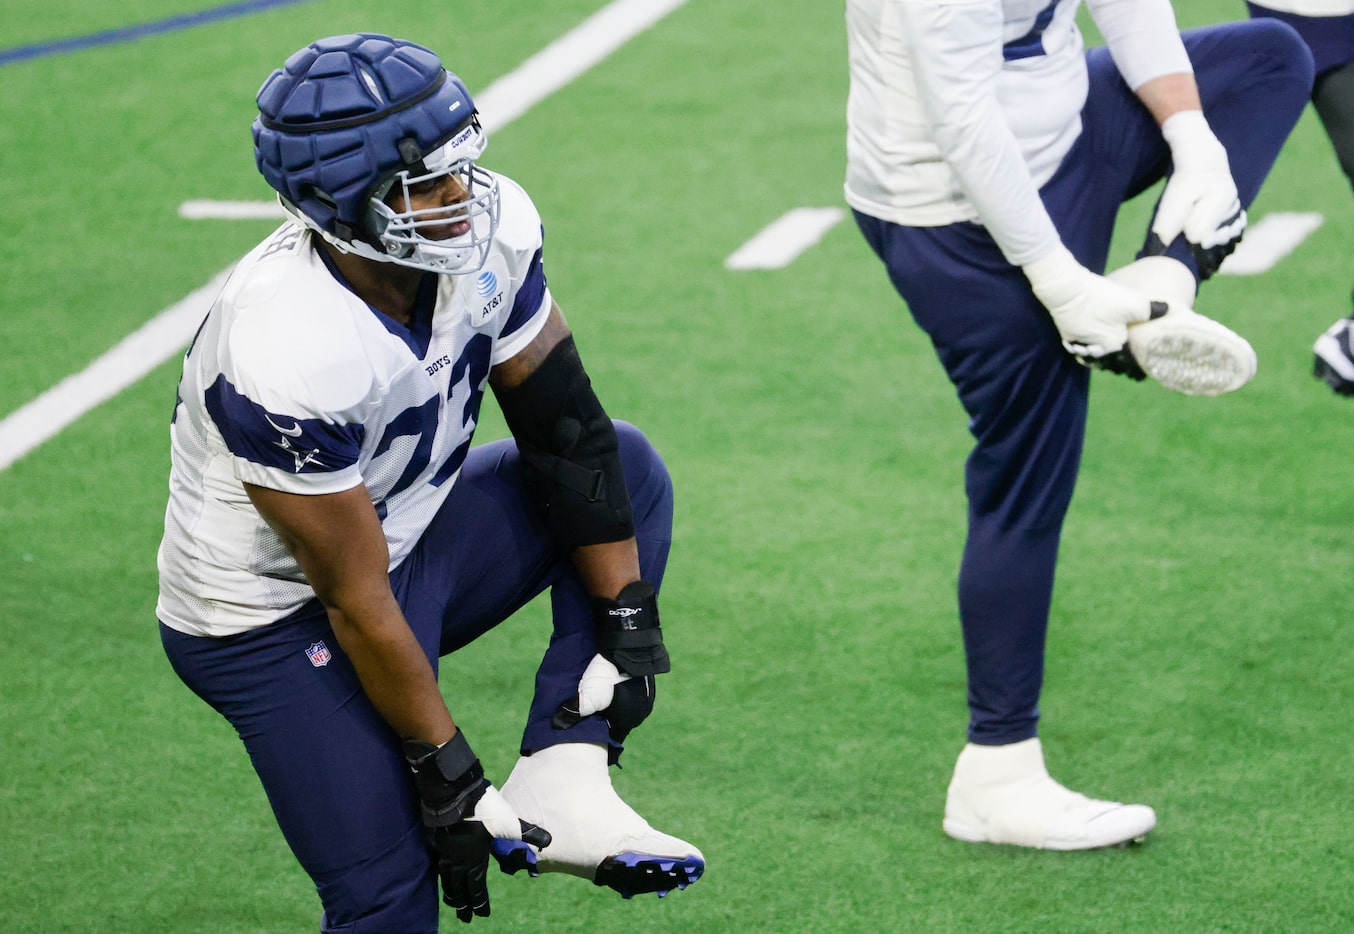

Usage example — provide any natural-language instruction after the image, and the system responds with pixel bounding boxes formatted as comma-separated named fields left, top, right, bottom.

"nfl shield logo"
left=305, top=641, right=332, bottom=668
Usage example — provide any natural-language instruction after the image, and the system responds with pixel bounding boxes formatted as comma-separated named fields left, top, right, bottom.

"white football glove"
left=1150, top=110, right=1246, bottom=278
left=1023, top=243, right=1161, bottom=367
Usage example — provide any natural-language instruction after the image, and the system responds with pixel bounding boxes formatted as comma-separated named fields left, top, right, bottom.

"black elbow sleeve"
left=494, top=335, right=635, bottom=547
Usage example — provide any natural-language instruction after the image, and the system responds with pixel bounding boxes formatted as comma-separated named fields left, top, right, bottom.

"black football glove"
left=403, top=732, right=551, bottom=923
left=552, top=580, right=668, bottom=738
left=1144, top=229, right=1240, bottom=282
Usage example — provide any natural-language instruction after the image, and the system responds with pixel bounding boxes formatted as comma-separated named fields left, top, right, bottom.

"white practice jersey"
left=1250, top=0, right=1354, bottom=14
left=157, top=173, right=551, bottom=637
left=845, top=0, right=1191, bottom=265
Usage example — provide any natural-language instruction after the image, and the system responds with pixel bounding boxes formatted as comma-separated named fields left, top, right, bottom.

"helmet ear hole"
left=397, top=138, right=422, bottom=165
left=308, top=189, right=354, bottom=241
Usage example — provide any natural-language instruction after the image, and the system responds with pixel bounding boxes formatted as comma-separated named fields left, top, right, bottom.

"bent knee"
left=1243, top=17, right=1317, bottom=89
left=614, top=421, right=673, bottom=531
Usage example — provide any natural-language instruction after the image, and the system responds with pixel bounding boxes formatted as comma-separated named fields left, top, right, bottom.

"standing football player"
left=1246, top=0, right=1354, bottom=393
left=157, top=34, right=702, bottom=930
left=846, top=1, right=1314, bottom=848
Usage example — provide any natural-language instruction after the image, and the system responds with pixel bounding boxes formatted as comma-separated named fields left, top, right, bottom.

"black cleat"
left=1313, top=314, right=1354, bottom=396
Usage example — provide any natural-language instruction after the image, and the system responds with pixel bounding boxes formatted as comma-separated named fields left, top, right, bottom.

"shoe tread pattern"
left=592, top=852, right=705, bottom=899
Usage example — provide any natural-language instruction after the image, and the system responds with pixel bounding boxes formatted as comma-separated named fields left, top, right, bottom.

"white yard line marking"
left=719, top=207, right=1324, bottom=275
left=1, top=0, right=691, bottom=473
left=725, top=207, right=846, bottom=270
left=0, top=269, right=235, bottom=472
left=475, top=0, right=691, bottom=136
left=180, top=0, right=694, bottom=220
left=179, top=199, right=284, bottom=220
left=1217, top=211, right=1324, bottom=276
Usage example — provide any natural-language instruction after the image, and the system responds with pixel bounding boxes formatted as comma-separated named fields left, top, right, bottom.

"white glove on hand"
left=574, top=653, right=629, bottom=717
left=1150, top=110, right=1246, bottom=277
left=1023, top=244, right=1160, bottom=361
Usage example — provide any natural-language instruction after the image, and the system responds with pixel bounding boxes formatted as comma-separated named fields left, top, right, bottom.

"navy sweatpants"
left=854, top=21, right=1314, bottom=746
left=161, top=422, right=673, bottom=933
left=1248, top=3, right=1354, bottom=198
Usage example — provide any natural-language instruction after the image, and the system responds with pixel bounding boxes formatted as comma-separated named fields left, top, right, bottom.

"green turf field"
left=2, top=1, right=1352, bottom=930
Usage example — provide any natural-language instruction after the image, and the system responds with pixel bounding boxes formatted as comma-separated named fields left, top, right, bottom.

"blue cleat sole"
left=491, top=839, right=541, bottom=878
left=592, top=852, right=705, bottom=899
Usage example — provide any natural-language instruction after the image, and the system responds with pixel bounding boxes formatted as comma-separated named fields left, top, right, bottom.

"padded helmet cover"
left=252, top=34, right=477, bottom=245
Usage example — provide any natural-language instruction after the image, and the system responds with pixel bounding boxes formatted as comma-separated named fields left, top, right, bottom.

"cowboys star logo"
left=265, top=413, right=327, bottom=473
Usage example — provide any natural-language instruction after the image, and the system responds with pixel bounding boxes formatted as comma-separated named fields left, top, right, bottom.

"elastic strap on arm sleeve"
left=494, top=335, right=635, bottom=547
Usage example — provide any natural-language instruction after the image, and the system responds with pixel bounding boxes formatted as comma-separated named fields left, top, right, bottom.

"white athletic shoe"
left=1109, top=256, right=1257, bottom=396
left=496, top=743, right=704, bottom=898
left=942, top=738, right=1157, bottom=850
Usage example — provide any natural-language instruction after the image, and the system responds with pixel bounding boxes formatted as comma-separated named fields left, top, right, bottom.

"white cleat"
left=497, top=743, right=704, bottom=898
left=1109, top=256, right=1257, bottom=396
left=943, top=738, right=1156, bottom=851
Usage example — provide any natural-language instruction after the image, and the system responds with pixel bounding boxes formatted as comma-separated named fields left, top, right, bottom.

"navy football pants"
left=854, top=21, right=1314, bottom=746
left=161, top=422, right=673, bottom=932
left=1248, top=3, right=1354, bottom=195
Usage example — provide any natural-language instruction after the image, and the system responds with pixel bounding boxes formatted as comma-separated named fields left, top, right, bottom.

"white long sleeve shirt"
left=845, top=0, right=1192, bottom=265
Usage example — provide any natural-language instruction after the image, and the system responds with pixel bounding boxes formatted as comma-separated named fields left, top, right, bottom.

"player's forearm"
left=1134, top=72, right=1204, bottom=127
left=1088, top=0, right=1192, bottom=93
left=899, top=1, right=1061, bottom=266
left=571, top=538, right=642, bottom=600
left=297, top=537, right=459, bottom=746
left=326, top=599, right=457, bottom=745
left=243, top=481, right=457, bottom=746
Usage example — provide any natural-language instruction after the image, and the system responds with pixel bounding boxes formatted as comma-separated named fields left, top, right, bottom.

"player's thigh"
left=161, top=616, right=438, bottom=928
left=855, top=215, right=1066, bottom=394
left=396, top=428, right=673, bottom=657
left=1183, top=20, right=1315, bottom=203
left=853, top=213, right=1089, bottom=506
left=1314, top=62, right=1354, bottom=185
left=393, top=438, right=557, bottom=656
left=1247, top=2, right=1354, bottom=77
left=1057, top=49, right=1163, bottom=241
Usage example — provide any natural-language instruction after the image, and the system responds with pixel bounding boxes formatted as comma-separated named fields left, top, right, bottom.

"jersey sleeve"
left=898, top=0, right=1062, bottom=265
left=204, top=372, right=366, bottom=494
left=1086, top=0, right=1191, bottom=91
left=206, top=274, right=371, bottom=496
left=488, top=177, right=553, bottom=365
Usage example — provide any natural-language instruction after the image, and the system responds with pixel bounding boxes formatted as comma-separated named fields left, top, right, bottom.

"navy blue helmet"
left=253, top=34, right=499, bottom=274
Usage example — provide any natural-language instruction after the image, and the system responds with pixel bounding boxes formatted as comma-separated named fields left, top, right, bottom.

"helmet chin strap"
left=278, top=196, right=395, bottom=265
